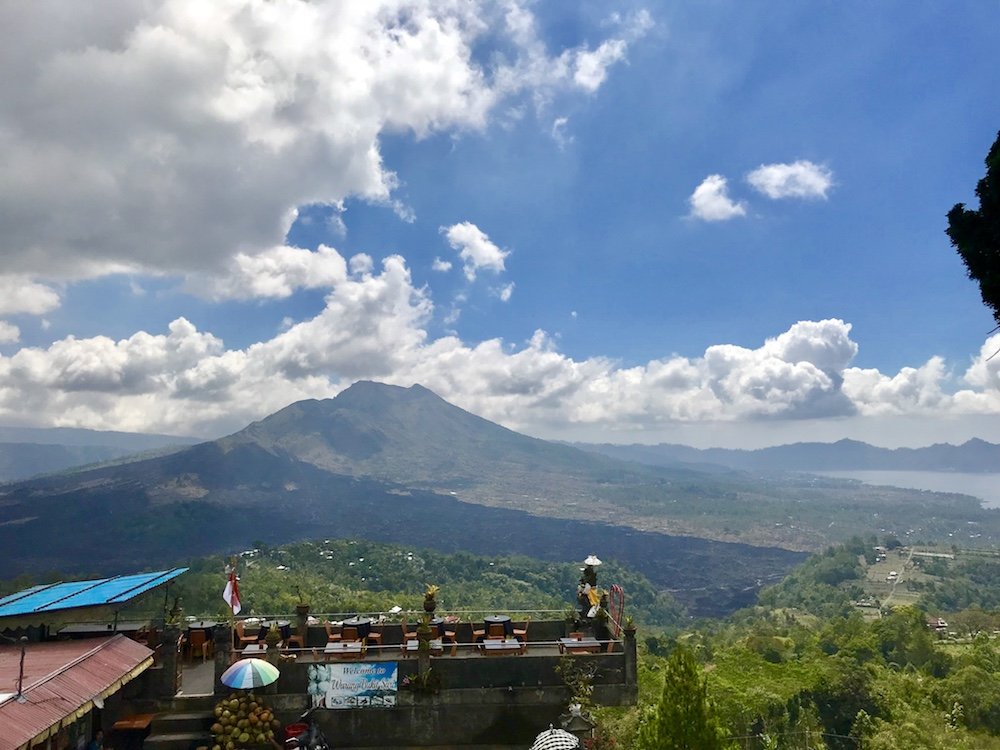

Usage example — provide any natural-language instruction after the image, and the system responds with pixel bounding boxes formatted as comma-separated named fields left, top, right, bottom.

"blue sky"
left=0, top=1, right=998, bottom=447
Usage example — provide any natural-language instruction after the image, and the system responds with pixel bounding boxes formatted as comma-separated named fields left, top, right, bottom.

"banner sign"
left=307, top=662, right=398, bottom=709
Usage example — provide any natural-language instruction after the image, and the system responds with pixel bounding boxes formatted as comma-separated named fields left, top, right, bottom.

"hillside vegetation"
left=3, top=382, right=997, bottom=619
left=603, top=539, right=1000, bottom=749
left=169, top=538, right=685, bottom=626
left=8, top=533, right=1000, bottom=748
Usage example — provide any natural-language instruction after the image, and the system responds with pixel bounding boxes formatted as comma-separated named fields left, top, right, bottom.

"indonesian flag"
left=223, top=569, right=242, bottom=615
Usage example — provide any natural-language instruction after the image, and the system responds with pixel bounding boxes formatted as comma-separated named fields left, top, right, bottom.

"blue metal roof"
left=0, top=568, right=188, bottom=618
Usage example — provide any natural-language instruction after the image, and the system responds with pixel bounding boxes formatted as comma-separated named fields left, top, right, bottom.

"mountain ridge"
left=0, top=426, right=201, bottom=482
left=1, top=381, right=996, bottom=616
left=576, top=437, right=1000, bottom=473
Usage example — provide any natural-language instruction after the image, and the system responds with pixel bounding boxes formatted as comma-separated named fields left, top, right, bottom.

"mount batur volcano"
left=0, top=382, right=803, bottom=615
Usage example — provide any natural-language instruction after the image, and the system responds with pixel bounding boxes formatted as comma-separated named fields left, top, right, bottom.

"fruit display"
left=209, top=692, right=281, bottom=749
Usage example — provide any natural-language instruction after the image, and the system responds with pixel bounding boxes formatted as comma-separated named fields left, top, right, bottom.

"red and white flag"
left=223, top=569, right=242, bottom=615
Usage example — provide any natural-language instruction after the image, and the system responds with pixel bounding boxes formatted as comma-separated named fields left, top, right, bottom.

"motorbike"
left=285, top=707, right=331, bottom=750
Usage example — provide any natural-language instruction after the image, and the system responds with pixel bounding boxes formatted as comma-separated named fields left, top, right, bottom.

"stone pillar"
left=623, top=627, right=638, bottom=704
left=295, top=603, right=310, bottom=646
left=416, top=613, right=432, bottom=679
left=160, top=625, right=182, bottom=699
left=213, top=624, right=231, bottom=696
left=264, top=625, right=282, bottom=695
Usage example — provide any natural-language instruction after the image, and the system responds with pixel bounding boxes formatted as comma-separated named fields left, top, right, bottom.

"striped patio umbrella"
left=220, top=657, right=280, bottom=689
left=529, top=728, right=580, bottom=750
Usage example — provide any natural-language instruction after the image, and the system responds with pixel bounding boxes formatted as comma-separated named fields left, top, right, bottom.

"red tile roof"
left=0, top=635, right=153, bottom=750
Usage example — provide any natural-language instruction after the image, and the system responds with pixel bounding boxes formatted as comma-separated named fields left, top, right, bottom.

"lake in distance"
left=818, top=470, right=1000, bottom=510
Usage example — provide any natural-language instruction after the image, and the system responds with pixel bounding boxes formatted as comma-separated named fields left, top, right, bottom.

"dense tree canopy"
left=637, top=645, right=727, bottom=750
left=947, top=130, right=1000, bottom=326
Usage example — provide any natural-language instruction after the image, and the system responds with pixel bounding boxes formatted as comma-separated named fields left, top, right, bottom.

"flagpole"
left=225, top=555, right=238, bottom=653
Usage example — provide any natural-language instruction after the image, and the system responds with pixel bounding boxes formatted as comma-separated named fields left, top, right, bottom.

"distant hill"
left=0, top=382, right=808, bottom=616
left=0, top=425, right=200, bottom=449
left=576, top=438, right=1000, bottom=474
left=1, top=382, right=996, bottom=616
left=0, top=427, right=200, bottom=482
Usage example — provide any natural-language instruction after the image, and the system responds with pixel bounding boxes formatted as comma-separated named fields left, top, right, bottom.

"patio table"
left=483, top=615, right=513, bottom=637
left=257, top=620, right=291, bottom=641
left=324, top=641, right=365, bottom=661
left=342, top=617, right=373, bottom=639
left=482, top=638, right=523, bottom=656
left=558, top=637, right=601, bottom=654
left=403, top=638, right=444, bottom=655
left=241, top=643, right=267, bottom=658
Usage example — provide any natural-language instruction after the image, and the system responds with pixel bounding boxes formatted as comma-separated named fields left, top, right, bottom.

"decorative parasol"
left=220, top=657, right=280, bottom=689
left=530, top=728, right=580, bottom=750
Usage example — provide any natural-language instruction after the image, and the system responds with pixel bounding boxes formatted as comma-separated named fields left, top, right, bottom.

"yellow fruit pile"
left=209, top=692, right=280, bottom=749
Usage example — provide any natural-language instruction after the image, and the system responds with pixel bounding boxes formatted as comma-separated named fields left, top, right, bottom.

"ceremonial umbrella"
left=220, top=658, right=280, bottom=690
left=529, top=728, right=580, bottom=750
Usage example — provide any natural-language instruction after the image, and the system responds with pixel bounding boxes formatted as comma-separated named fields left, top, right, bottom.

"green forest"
left=7, top=535, right=1000, bottom=748
left=162, top=537, right=1000, bottom=748
left=606, top=537, right=1000, bottom=749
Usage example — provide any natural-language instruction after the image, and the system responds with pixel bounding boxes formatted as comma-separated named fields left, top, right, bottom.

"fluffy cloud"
left=442, top=222, right=509, bottom=281
left=431, top=258, right=453, bottom=273
left=573, top=40, right=627, bottom=92
left=688, top=175, right=747, bottom=221
left=0, top=1, right=644, bottom=289
left=1, top=239, right=996, bottom=439
left=0, top=276, right=60, bottom=316
left=0, top=322, right=20, bottom=344
left=843, top=358, right=948, bottom=415
left=747, top=160, right=833, bottom=200
left=202, top=245, right=349, bottom=300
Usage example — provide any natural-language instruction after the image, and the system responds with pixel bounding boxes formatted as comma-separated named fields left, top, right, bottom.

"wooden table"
left=403, top=638, right=445, bottom=655
left=241, top=643, right=267, bottom=658
left=186, top=619, right=218, bottom=630
left=112, top=713, right=156, bottom=731
left=558, top=637, right=601, bottom=654
left=324, top=641, right=365, bottom=661
left=481, top=638, right=523, bottom=656
left=483, top=615, right=513, bottom=636
left=112, top=713, right=156, bottom=750
left=342, top=617, right=373, bottom=640
left=257, top=620, right=291, bottom=640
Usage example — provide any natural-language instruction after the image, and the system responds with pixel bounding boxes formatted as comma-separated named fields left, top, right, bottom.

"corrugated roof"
left=0, top=635, right=154, bottom=750
left=0, top=568, right=188, bottom=618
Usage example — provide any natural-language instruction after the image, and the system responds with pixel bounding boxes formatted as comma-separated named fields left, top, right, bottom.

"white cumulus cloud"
left=747, top=160, right=834, bottom=200
left=0, top=0, right=644, bottom=290
left=688, top=175, right=747, bottom=221
left=442, top=222, right=509, bottom=281
left=0, top=322, right=20, bottom=344
left=202, top=245, right=348, bottom=300
left=2, top=242, right=996, bottom=441
left=0, top=276, right=60, bottom=316
left=573, top=39, right=627, bottom=92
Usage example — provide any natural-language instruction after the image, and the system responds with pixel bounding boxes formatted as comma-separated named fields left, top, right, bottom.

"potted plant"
left=294, top=586, right=310, bottom=617
left=423, top=585, right=439, bottom=613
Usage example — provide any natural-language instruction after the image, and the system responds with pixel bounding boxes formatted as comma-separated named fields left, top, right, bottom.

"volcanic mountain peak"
left=217, top=381, right=575, bottom=483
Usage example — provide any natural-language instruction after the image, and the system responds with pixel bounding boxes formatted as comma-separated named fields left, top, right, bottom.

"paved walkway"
left=178, top=659, right=214, bottom=696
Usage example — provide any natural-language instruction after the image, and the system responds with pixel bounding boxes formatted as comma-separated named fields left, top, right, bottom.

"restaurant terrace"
left=1, top=571, right=638, bottom=750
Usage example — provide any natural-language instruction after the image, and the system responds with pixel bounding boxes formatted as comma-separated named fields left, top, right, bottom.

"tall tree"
left=638, top=645, right=727, bottom=750
left=947, top=130, right=1000, bottom=326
